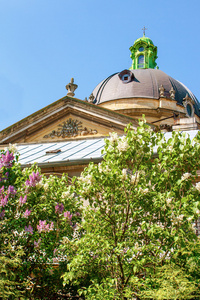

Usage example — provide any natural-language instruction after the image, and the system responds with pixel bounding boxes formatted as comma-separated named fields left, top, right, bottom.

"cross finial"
left=142, top=26, right=147, bottom=36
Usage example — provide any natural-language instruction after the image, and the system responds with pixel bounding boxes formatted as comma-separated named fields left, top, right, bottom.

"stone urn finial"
left=66, top=78, right=78, bottom=97
left=88, top=93, right=95, bottom=103
left=159, top=84, right=165, bottom=97
left=169, top=87, right=176, bottom=100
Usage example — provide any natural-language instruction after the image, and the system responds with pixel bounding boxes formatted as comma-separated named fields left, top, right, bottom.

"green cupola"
left=129, top=32, right=158, bottom=70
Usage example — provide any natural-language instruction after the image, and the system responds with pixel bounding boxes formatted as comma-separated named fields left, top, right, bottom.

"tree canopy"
left=0, top=119, right=200, bottom=299
left=62, top=120, right=200, bottom=299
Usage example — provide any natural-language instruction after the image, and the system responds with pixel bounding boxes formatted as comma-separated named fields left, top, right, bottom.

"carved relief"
left=44, top=118, right=98, bottom=139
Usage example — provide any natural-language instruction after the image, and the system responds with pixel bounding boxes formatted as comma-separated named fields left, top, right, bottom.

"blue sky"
left=0, top=0, right=200, bottom=130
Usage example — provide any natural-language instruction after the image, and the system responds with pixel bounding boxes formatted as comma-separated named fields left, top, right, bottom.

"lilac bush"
left=0, top=147, right=82, bottom=298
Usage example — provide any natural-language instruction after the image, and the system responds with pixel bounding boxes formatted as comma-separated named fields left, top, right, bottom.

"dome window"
left=118, top=69, right=133, bottom=83
left=139, top=46, right=144, bottom=52
left=186, top=103, right=192, bottom=117
left=183, top=94, right=195, bottom=117
left=138, top=55, right=144, bottom=68
left=122, top=74, right=129, bottom=81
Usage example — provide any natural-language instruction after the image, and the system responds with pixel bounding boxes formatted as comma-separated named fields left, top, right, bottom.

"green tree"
left=62, top=119, right=200, bottom=299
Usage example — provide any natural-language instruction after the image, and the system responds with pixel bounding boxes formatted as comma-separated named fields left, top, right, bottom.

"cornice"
left=0, top=96, right=139, bottom=144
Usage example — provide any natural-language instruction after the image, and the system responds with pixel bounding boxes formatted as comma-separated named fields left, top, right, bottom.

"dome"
left=134, top=36, right=154, bottom=46
left=92, top=68, right=200, bottom=117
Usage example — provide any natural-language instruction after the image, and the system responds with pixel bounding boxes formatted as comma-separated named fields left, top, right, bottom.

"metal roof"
left=18, top=138, right=105, bottom=167
left=17, top=130, right=199, bottom=167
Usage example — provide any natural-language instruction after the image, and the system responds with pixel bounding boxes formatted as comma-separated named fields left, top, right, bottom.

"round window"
left=122, top=74, right=130, bottom=82
left=139, top=46, right=144, bottom=52
left=118, top=69, right=133, bottom=83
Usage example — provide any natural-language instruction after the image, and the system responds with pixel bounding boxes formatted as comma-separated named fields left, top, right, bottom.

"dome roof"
left=92, top=68, right=200, bottom=116
left=134, top=36, right=154, bottom=46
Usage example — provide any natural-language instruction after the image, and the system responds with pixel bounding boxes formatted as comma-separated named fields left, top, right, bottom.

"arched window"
left=138, top=55, right=144, bottom=68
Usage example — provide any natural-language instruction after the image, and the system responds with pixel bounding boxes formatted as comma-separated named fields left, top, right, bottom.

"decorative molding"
left=159, top=124, right=172, bottom=132
left=43, top=118, right=98, bottom=139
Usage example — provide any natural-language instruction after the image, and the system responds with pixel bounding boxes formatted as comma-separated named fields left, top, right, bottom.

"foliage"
left=141, top=262, right=199, bottom=299
left=1, top=120, right=200, bottom=299
left=0, top=234, right=24, bottom=299
left=0, top=145, right=82, bottom=298
left=62, top=119, right=200, bottom=299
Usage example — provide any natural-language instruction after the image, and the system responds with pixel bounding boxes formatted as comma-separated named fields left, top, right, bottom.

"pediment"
left=21, top=113, right=123, bottom=143
left=0, top=96, right=138, bottom=144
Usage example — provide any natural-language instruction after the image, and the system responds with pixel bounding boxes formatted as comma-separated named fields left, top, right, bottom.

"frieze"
left=43, top=118, right=98, bottom=138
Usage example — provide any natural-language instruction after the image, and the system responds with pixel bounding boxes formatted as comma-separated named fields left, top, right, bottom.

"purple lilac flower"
left=37, top=220, right=54, bottom=233
left=73, top=223, right=77, bottom=229
left=75, top=212, right=81, bottom=217
left=25, top=171, right=42, bottom=187
left=25, top=225, right=33, bottom=234
left=0, top=195, right=8, bottom=207
left=64, top=211, right=72, bottom=221
left=34, top=238, right=41, bottom=248
left=7, top=185, right=17, bottom=195
left=55, top=203, right=64, bottom=214
left=0, top=151, right=14, bottom=168
left=23, top=209, right=31, bottom=218
left=0, top=210, right=5, bottom=219
left=19, top=195, right=27, bottom=206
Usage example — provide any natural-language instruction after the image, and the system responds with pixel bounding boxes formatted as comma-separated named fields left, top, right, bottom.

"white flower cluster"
left=117, top=136, right=129, bottom=152
left=176, top=214, right=184, bottom=221
left=4, top=143, right=18, bottom=153
left=191, top=223, right=197, bottom=233
left=181, top=172, right=192, bottom=181
left=167, top=145, right=173, bottom=151
left=43, top=182, right=49, bottom=191
left=122, top=169, right=127, bottom=180
left=98, top=163, right=103, bottom=173
left=98, top=163, right=111, bottom=174
left=36, top=180, right=43, bottom=189
left=79, top=173, right=93, bottom=185
left=156, top=222, right=165, bottom=229
left=171, top=213, right=185, bottom=226
left=130, top=172, right=139, bottom=185
left=61, top=190, right=71, bottom=198
left=195, top=182, right=200, bottom=192
left=61, top=189, right=74, bottom=200
left=166, top=198, right=172, bottom=206
left=109, top=132, right=118, bottom=144
left=139, top=187, right=149, bottom=194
